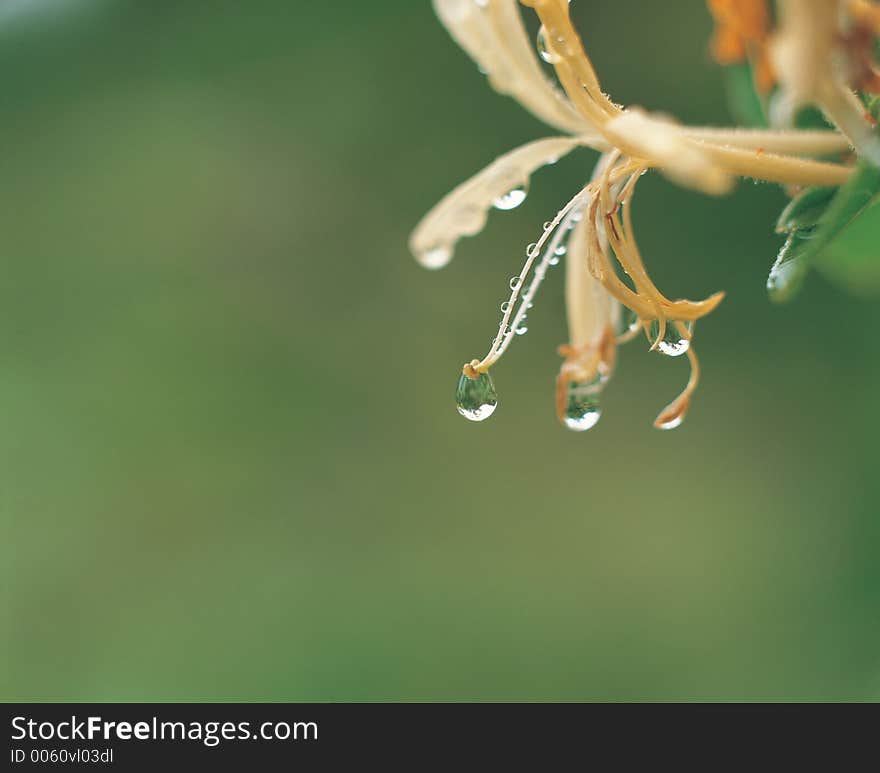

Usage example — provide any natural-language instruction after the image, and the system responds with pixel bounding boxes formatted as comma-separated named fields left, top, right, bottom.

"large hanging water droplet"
left=649, top=320, right=690, bottom=357
left=536, top=25, right=561, bottom=63
left=561, top=381, right=601, bottom=432
left=455, top=369, right=498, bottom=422
left=493, top=186, right=527, bottom=211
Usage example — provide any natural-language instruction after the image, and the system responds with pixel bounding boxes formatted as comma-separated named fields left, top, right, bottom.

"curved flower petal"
left=565, top=200, right=619, bottom=350
left=410, top=136, right=595, bottom=268
left=769, top=0, right=839, bottom=121
left=432, top=0, right=589, bottom=134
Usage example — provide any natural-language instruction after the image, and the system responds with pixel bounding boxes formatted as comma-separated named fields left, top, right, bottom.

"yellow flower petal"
left=432, top=0, right=589, bottom=133
left=409, top=136, right=596, bottom=268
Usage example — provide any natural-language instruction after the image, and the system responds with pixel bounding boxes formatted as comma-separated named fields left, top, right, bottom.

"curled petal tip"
left=654, top=397, right=689, bottom=431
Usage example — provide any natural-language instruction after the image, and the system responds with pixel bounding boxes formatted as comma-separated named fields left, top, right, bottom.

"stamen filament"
left=474, top=182, right=594, bottom=372
left=695, top=142, right=853, bottom=185
left=682, top=127, right=849, bottom=156
left=654, top=346, right=701, bottom=430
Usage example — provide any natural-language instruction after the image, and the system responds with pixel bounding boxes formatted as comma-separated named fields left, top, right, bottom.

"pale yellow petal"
left=565, top=201, right=619, bottom=349
left=770, top=0, right=841, bottom=121
left=432, top=0, right=588, bottom=133
left=409, top=136, right=593, bottom=269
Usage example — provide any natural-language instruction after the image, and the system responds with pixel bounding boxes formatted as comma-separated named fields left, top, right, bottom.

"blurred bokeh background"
left=2, top=0, right=879, bottom=701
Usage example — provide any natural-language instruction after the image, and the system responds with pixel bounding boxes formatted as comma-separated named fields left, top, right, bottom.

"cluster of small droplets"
left=499, top=211, right=579, bottom=349
left=453, top=202, right=588, bottom=424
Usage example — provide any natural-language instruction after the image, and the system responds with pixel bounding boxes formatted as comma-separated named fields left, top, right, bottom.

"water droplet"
left=493, top=186, right=527, bottom=211
left=536, top=25, right=561, bottom=63
left=561, top=381, right=602, bottom=432
left=547, top=255, right=560, bottom=266
left=455, top=370, right=498, bottom=422
left=649, top=320, right=690, bottom=357
left=654, top=398, right=689, bottom=431
left=500, top=301, right=510, bottom=313
left=515, top=325, right=528, bottom=336
left=526, top=242, right=539, bottom=257
left=554, top=244, right=567, bottom=257
left=616, top=308, right=640, bottom=336
left=509, top=276, right=522, bottom=290
left=767, top=251, right=807, bottom=303
left=656, top=413, right=684, bottom=431
left=420, top=245, right=452, bottom=270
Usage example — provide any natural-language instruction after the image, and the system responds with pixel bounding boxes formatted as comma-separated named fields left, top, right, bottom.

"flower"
left=411, top=0, right=857, bottom=431
left=707, top=0, right=775, bottom=92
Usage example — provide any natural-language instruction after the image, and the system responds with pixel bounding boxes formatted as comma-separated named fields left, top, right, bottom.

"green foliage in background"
left=721, top=61, right=880, bottom=304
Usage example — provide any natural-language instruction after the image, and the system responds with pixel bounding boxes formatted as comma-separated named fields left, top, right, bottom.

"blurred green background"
left=2, top=0, right=879, bottom=701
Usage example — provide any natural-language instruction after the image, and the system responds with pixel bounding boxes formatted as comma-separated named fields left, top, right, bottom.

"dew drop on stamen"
left=509, top=276, right=522, bottom=290
left=455, top=370, right=498, bottom=422
left=562, top=381, right=602, bottom=432
left=655, top=399, right=689, bottom=431
left=493, top=186, right=527, bottom=211
left=656, top=413, right=685, bottom=431
left=526, top=242, right=539, bottom=257
left=649, top=319, right=690, bottom=357
left=554, top=244, right=567, bottom=257
left=500, top=301, right=510, bottom=313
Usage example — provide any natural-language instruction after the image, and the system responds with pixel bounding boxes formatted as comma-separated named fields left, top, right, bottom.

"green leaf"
left=767, top=232, right=810, bottom=302
left=775, top=186, right=836, bottom=234
left=770, top=186, right=835, bottom=302
left=778, top=161, right=880, bottom=268
left=817, top=202, right=880, bottom=295
left=722, top=63, right=767, bottom=128
left=768, top=162, right=880, bottom=302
